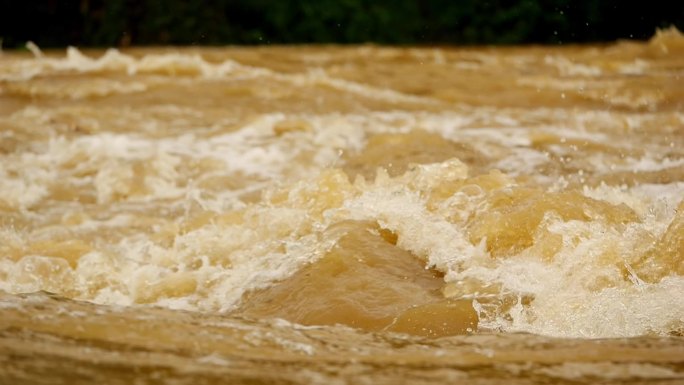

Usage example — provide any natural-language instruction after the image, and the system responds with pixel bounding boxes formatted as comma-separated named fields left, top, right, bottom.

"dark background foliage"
left=1, top=0, right=683, bottom=48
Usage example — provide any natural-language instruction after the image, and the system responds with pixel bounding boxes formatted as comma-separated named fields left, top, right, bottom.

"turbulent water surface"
left=1, top=29, right=683, bottom=384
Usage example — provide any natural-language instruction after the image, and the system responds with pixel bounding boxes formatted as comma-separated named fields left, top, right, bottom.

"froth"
left=1, top=42, right=683, bottom=339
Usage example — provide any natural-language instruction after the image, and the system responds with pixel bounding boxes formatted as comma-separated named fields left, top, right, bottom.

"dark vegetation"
left=1, top=0, right=682, bottom=48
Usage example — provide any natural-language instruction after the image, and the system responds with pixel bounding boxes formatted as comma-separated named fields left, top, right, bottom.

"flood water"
left=0, top=28, right=683, bottom=384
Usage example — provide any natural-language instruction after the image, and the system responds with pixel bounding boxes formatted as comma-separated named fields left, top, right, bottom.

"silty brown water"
left=0, top=28, right=683, bottom=384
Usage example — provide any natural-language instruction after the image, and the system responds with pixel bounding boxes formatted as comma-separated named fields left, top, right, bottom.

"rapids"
left=0, top=28, right=683, bottom=384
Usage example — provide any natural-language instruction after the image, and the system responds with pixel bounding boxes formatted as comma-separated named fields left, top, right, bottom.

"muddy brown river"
left=0, top=28, right=683, bottom=384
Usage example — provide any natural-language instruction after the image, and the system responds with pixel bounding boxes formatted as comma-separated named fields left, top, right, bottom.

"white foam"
left=340, top=170, right=485, bottom=272
left=1, top=63, right=682, bottom=342
left=544, top=55, right=602, bottom=76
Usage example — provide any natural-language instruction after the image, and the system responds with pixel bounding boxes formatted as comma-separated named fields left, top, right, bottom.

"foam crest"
left=0, top=47, right=241, bottom=81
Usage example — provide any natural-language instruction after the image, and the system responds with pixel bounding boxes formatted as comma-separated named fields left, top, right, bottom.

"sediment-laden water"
left=1, top=28, right=683, bottom=384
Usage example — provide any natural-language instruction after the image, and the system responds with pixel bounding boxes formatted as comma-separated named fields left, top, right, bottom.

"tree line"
left=1, top=0, right=682, bottom=48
